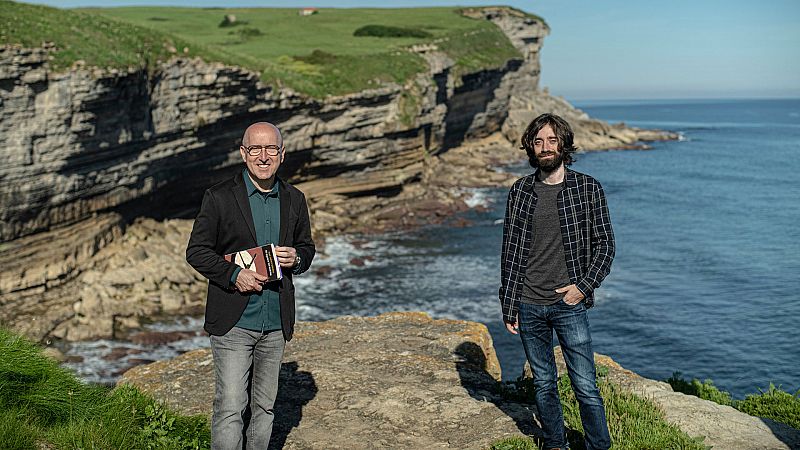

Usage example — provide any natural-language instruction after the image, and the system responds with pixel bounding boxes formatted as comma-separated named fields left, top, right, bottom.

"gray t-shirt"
left=521, top=180, right=572, bottom=305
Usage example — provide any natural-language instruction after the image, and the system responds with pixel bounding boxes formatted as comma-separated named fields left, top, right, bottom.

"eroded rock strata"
left=0, top=8, right=549, bottom=243
left=0, top=7, right=676, bottom=342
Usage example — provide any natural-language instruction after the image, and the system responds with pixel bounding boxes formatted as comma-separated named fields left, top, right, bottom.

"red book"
left=224, top=244, right=283, bottom=282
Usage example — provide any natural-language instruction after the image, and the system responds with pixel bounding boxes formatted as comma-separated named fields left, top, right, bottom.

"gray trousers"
left=210, top=327, right=285, bottom=450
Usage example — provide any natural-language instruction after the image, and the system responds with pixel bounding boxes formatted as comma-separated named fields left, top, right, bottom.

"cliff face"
left=0, top=8, right=674, bottom=344
left=0, top=8, right=548, bottom=243
left=0, top=7, right=551, bottom=342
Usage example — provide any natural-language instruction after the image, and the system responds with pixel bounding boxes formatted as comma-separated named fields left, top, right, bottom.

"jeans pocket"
left=560, top=298, right=584, bottom=309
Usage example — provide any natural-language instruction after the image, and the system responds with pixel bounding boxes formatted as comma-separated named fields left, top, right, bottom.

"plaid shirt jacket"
left=499, top=168, right=615, bottom=323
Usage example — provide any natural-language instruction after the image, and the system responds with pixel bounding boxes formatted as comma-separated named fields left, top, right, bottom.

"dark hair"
left=520, top=113, right=577, bottom=167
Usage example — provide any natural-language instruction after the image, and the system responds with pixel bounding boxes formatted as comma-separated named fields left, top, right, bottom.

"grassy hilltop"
left=0, top=1, right=238, bottom=72
left=1, top=1, right=527, bottom=97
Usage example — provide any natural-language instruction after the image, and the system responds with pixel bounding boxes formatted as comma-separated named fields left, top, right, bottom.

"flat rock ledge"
left=119, top=312, right=533, bottom=449
left=119, top=313, right=800, bottom=450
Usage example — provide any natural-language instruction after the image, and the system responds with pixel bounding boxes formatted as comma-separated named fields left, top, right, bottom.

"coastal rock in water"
left=119, top=312, right=537, bottom=449
left=504, top=89, right=680, bottom=150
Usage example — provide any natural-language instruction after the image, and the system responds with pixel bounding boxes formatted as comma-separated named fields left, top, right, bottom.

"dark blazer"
left=186, top=171, right=315, bottom=341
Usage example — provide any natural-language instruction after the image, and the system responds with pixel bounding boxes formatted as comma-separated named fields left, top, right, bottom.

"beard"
left=528, top=149, right=564, bottom=172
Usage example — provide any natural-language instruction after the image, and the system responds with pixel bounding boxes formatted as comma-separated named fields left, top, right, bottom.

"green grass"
left=2, top=2, right=522, bottom=97
left=493, top=368, right=707, bottom=450
left=80, top=7, right=496, bottom=58
left=435, top=23, right=521, bottom=79
left=737, top=384, right=800, bottom=429
left=0, top=327, right=210, bottom=449
left=0, top=409, right=39, bottom=450
left=266, top=48, right=426, bottom=99
left=489, top=436, right=538, bottom=450
left=561, top=375, right=707, bottom=449
left=666, top=373, right=733, bottom=406
left=667, top=373, right=800, bottom=430
left=0, top=0, right=242, bottom=72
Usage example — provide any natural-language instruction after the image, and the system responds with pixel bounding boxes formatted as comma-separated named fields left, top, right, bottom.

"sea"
left=64, top=98, right=800, bottom=399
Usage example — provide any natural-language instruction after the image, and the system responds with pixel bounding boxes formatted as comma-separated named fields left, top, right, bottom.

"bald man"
left=187, top=122, right=315, bottom=449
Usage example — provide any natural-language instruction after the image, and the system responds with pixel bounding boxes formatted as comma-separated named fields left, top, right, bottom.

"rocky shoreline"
left=0, top=122, right=674, bottom=346
left=119, top=312, right=800, bottom=449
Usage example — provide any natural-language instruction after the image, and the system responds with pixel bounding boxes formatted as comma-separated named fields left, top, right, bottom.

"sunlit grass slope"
left=2, top=1, right=523, bottom=97
left=0, top=327, right=210, bottom=449
left=0, top=0, right=240, bottom=72
left=85, top=6, right=521, bottom=97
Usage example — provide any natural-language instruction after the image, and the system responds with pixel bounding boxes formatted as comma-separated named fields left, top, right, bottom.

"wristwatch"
left=292, top=255, right=302, bottom=275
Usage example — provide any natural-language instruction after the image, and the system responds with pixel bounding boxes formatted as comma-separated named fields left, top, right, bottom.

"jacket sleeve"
left=499, top=183, right=518, bottom=324
left=291, top=192, right=315, bottom=275
left=575, top=181, right=615, bottom=298
left=186, top=189, right=239, bottom=288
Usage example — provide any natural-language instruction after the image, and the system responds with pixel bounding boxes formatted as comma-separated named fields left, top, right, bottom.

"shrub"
left=666, top=373, right=800, bottom=430
left=296, top=49, right=338, bottom=64
left=666, top=372, right=733, bottom=406
left=353, top=24, right=432, bottom=38
left=736, top=384, right=800, bottom=429
left=234, top=27, right=263, bottom=39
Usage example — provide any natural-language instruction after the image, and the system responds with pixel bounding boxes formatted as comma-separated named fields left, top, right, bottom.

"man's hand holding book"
left=234, top=269, right=270, bottom=293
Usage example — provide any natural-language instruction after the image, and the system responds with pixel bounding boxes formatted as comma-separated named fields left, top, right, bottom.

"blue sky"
left=24, top=0, right=800, bottom=100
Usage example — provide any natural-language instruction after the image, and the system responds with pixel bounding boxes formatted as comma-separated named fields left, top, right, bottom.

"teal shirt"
left=232, top=170, right=282, bottom=332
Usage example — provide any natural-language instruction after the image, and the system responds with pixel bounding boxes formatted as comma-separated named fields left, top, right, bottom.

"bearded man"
left=499, top=113, right=615, bottom=450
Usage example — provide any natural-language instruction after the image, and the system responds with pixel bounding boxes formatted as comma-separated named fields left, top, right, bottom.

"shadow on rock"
left=758, top=417, right=800, bottom=449
left=455, top=341, right=542, bottom=439
left=267, top=361, right=318, bottom=450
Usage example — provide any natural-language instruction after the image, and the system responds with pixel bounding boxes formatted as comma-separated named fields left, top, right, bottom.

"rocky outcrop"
left=120, top=313, right=800, bottom=450
left=119, top=312, right=530, bottom=449
left=0, top=216, right=204, bottom=342
left=504, top=89, right=679, bottom=150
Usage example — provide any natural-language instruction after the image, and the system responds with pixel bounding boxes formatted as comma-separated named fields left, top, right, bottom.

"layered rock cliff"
left=0, top=7, right=675, bottom=343
left=0, top=7, right=549, bottom=243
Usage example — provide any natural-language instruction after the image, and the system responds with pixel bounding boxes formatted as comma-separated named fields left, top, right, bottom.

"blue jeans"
left=210, top=327, right=285, bottom=450
left=518, top=301, right=611, bottom=450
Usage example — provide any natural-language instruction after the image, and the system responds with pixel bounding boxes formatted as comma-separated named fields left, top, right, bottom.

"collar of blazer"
left=232, top=172, right=293, bottom=246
